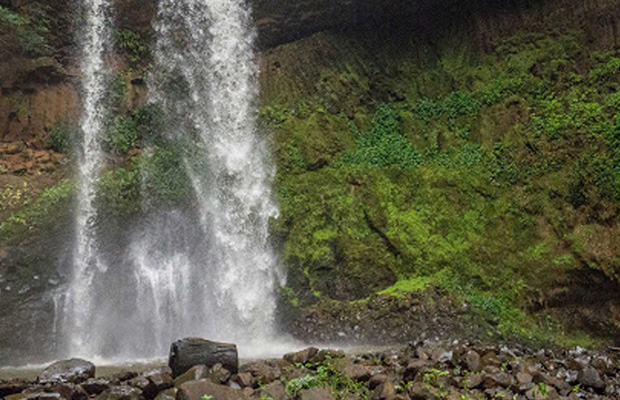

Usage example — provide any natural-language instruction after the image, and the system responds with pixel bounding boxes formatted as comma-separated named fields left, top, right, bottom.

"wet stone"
left=39, top=359, right=95, bottom=384
left=81, top=378, right=111, bottom=396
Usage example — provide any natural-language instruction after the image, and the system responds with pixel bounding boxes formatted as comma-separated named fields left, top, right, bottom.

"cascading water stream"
left=138, top=0, right=283, bottom=350
left=64, top=0, right=111, bottom=356
left=61, top=0, right=284, bottom=360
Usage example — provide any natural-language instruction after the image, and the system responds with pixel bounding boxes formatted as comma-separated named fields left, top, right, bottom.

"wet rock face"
left=251, top=0, right=420, bottom=48
left=39, top=359, right=95, bottom=384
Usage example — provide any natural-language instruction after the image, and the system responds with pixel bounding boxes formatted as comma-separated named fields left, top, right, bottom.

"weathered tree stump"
left=169, top=338, right=238, bottom=377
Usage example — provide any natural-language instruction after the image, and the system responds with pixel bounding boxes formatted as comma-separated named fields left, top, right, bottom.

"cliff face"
left=1, top=0, right=426, bottom=143
left=2, top=0, right=620, bottom=364
left=4, top=0, right=620, bottom=143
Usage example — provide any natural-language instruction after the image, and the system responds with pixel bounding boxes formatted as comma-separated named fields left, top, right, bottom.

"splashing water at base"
left=146, top=0, right=283, bottom=345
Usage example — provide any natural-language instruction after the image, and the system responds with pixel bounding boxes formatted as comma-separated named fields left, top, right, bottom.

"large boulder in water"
left=39, top=359, right=95, bottom=384
left=169, top=338, right=238, bottom=377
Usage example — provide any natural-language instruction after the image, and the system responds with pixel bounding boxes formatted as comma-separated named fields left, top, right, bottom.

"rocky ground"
left=2, top=340, right=620, bottom=400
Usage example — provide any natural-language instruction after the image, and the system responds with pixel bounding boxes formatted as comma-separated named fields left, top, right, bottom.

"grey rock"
left=96, top=385, right=143, bottom=400
left=39, top=359, right=95, bottom=384
left=577, top=367, right=605, bottom=389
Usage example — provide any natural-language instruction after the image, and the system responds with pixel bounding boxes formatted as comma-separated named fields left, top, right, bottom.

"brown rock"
left=49, top=383, right=88, bottom=400
left=5, top=143, right=21, bottom=155
left=177, top=379, right=250, bottom=400
left=174, top=365, right=209, bottom=388
left=463, top=373, right=483, bottom=389
left=81, top=378, right=111, bottom=396
left=258, top=381, right=287, bottom=400
left=207, top=363, right=230, bottom=384
left=154, top=388, right=176, bottom=400
left=96, top=385, right=143, bottom=400
left=239, top=361, right=281, bottom=385
left=463, top=350, right=481, bottom=372
left=372, top=381, right=396, bottom=400
left=403, top=360, right=427, bottom=382
left=284, top=348, right=319, bottom=365
left=368, top=374, right=388, bottom=390
left=231, top=373, right=254, bottom=388
left=298, top=388, right=334, bottom=400
left=344, top=362, right=370, bottom=381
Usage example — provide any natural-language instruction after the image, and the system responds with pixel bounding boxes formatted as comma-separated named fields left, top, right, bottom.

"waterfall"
left=64, top=0, right=111, bottom=356
left=138, top=0, right=282, bottom=352
left=62, top=0, right=283, bottom=360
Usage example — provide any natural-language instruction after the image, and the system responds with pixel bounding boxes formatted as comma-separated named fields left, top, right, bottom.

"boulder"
left=0, top=379, right=32, bottom=397
left=81, top=378, right=112, bottom=396
left=298, top=388, right=334, bottom=400
left=174, top=365, right=209, bottom=388
left=344, top=362, right=370, bottom=381
left=48, top=382, right=88, bottom=400
left=403, top=359, right=427, bottom=382
left=463, top=350, right=481, bottom=372
left=207, top=364, right=231, bottom=384
left=367, top=374, right=387, bottom=390
left=372, top=382, right=396, bottom=400
left=239, top=361, right=281, bottom=385
left=257, top=381, right=287, bottom=400
left=231, top=372, right=254, bottom=388
left=154, top=388, right=176, bottom=400
left=96, top=385, right=143, bottom=400
left=176, top=379, right=250, bottom=400
left=144, top=370, right=174, bottom=396
left=39, top=359, right=95, bottom=384
left=284, top=348, right=319, bottom=365
left=169, top=338, right=238, bottom=377
left=577, top=367, right=605, bottom=390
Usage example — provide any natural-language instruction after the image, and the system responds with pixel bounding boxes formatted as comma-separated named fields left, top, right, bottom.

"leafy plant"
left=113, top=29, right=147, bottom=64
left=48, top=122, right=80, bottom=154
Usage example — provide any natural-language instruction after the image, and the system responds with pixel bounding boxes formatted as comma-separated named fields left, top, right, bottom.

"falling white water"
left=140, top=0, right=283, bottom=351
left=59, top=0, right=285, bottom=360
left=64, top=0, right=111, bottom=355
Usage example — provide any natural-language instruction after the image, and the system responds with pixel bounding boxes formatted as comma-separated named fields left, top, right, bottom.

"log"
left=169, top=338, right=238, bottom=377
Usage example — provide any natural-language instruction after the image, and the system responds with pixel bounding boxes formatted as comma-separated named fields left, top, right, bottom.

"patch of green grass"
left=377, top=276, right=434, bottom=298
left=285, top=356, right=369, bottom=400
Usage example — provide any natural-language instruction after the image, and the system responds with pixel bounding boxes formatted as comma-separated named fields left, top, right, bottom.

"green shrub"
left=113, top=29, right=147, bottom=64
left=0, top=180, right=75, bottom=240
left=341, top=104, right=423, bottom=168
left=48, top=122, right=80, bottom=154
left=0, top=6, right=23, bottom=26
left=104, top=115, right=138, bottom=154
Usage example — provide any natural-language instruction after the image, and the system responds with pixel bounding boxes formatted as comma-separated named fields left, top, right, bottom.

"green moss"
left=0, top=180, right=75, bottom=241
left=377, top=276, right=434, bottom=298
left=260, top=19, right=620, bottom=344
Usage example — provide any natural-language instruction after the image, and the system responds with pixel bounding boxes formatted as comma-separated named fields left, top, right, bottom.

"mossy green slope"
left=262, top=8, right=620, bottom=343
